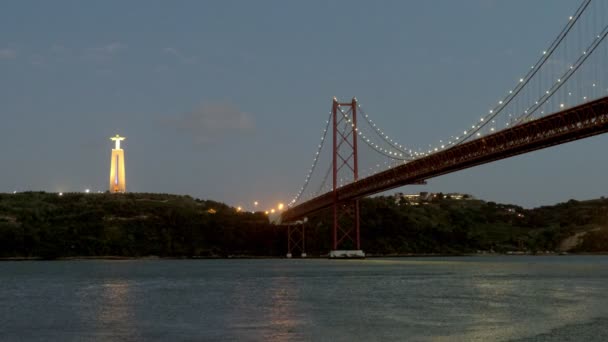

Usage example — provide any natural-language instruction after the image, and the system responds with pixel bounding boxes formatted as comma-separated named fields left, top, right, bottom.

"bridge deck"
left=282, top=96, right=608, bottom=222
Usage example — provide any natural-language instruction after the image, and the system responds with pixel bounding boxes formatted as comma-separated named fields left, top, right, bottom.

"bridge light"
left=520, top=78, right=524, bottom=82
left=560, top=103, right=565, bottom=108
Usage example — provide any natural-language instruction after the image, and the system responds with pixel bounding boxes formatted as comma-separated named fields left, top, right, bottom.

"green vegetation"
left=300, top=196, right=608, bottom=255
left=0, top=192, right=607, bottom=259
left=0, top=192, right=283, bottom=259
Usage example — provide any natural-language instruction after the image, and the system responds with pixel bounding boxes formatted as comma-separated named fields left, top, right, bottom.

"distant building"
left=446, top=193, right=466, bottom=200
left=394, top=192, right=473, bottom=205
left=109, top=135, right=127, bottom=193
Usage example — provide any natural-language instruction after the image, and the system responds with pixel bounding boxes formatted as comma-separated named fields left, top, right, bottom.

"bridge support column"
left=330, top=97, right=365, bottom=258
left=286, top=223, right=306, bottom=258
left=330, top=200, right=364, bottom=258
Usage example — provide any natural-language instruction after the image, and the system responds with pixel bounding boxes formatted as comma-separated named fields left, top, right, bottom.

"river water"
left=1, top=256, right=608, bottom=341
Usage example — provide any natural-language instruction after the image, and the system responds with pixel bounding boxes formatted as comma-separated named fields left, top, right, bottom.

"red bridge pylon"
left=331, top=97, right=364, bottom=258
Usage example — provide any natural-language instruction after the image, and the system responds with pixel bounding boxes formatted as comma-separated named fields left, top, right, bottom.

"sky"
left=1, top=0, right=606, bottom=210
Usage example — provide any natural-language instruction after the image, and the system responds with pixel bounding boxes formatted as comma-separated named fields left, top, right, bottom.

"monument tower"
left=109, top=134, right=126, bottom=193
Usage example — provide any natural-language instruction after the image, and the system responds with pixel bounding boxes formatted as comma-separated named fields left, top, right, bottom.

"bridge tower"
left=330, top=97, right=365, bottom=258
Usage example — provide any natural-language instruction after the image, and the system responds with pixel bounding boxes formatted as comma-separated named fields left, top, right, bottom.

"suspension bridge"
left=280, top=0, right=608, bottom=257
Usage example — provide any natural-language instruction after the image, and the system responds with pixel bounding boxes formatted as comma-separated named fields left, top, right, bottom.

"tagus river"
left=1, top=256, right=608, bottom=341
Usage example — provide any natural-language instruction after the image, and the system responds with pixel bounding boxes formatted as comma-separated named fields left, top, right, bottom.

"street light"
left=278, top=203, right=284, bottom=211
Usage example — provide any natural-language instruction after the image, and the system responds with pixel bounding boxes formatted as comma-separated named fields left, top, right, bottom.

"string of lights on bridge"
left=516, top=25, right=608, bottom=124
left=356, top=104, right=415, bottom=157
left=431, top=1, right=608, bottom=155
left=288, top=0, right=608, bottom=209
left=416, top=0, right=594, bottom=157
left=336, top=106, right=410, bottom=160
left=288, top=110, right=332, bottom=207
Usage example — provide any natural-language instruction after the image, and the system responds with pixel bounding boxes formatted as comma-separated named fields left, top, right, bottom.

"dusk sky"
left=1, top=0, right=605, bottom=210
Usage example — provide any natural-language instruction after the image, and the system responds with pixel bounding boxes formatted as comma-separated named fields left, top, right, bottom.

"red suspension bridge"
left=280, top=0, right=608, bottom=257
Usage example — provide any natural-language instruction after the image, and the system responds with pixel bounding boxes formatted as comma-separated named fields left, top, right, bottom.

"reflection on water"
left=0, top=256, right=607, bottom=341
left=265, top=277, right=305, bottom=342
left=94, top=281, right=138, bottom=340
left=226, top=270, right=308, bottom=341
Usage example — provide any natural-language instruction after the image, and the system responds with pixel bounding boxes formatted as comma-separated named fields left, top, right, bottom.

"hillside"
left=0, top=192, right=607, bottom=258
left=0, top=192, right=282, bottom=258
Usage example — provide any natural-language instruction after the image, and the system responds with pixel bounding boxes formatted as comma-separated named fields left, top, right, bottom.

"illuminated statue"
left=109, top=134, right=126, bottom=193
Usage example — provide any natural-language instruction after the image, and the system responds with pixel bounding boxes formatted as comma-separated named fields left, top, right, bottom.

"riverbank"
left=3, top=251, right=608, bottom=261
